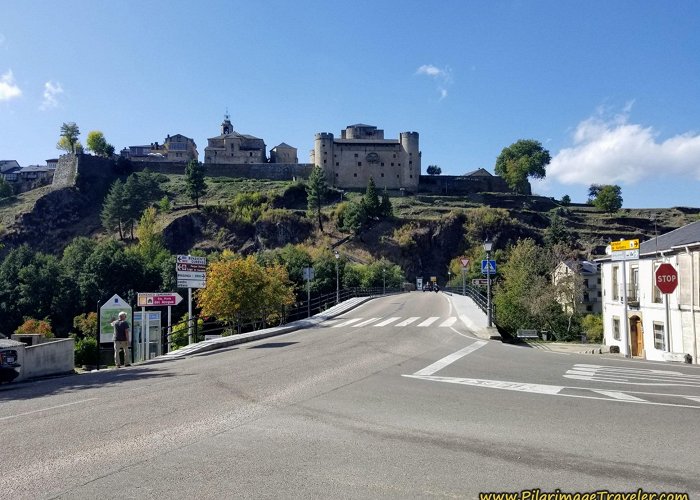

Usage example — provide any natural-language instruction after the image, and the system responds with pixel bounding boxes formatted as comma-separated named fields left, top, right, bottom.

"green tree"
left=101, top=179, right=127, bottom=239
left=185, top=160, right=207, bottom=208
left=494, top=139, right=551, bottom=193
left=426, top=165, right=442, bottom=175
left=591, top=184, right=623, bottom=213
left=57, top=122, right=81, bottom=153
left=545, top=212, right=573, bottom=247
left=560, top=194, right=571, bottom=206
left=86, top=130, right=115, bottom=157
left=306, top=165, right=328, bottom=231
left=135, top=207, right=166, bottom=262
left=342, top=201, right=367, bottom=235
left=363, top=177, right=381, bottom=218
left=581, top=314, right=603, bottom=343
left=379, top=189, right=393, bottom=217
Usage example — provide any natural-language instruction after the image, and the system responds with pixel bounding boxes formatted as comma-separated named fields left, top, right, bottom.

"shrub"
left=581, top=314, right=604, bottom=343
left=74, top=337, right=98, bottom=367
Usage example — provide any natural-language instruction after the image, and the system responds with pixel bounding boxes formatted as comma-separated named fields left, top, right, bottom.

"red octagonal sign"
left=655, top=263, right=678, bottom=294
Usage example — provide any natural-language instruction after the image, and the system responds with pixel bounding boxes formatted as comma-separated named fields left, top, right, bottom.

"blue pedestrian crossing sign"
left=481, top=259, right=497, bottom=275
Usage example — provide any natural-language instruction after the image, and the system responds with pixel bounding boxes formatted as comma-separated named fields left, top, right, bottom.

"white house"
left=598, top=221, right=700, bottom=364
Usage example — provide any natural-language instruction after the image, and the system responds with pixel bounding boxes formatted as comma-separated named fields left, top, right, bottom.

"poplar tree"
left=185, top=160, right=207, bottom=208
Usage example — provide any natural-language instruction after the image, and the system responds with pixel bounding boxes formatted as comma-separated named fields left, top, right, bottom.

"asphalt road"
left=1, top=291, right=699, bottom=499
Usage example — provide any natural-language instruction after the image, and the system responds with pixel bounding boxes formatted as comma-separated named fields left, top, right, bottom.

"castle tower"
left=400, top=131, right=420, bottom=188
left=313, top=132, right=335, bottom=185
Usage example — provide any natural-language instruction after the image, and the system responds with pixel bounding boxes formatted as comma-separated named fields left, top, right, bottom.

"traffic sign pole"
left=621, top=260, right=630, bottom=358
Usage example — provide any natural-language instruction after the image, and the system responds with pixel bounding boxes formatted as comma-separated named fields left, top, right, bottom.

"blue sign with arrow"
left=481, top=259, right=497, bottom=275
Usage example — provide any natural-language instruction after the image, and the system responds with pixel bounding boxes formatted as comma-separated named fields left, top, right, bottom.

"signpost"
left=137, top=293, right=183, bottom=354
left=655, top=263, right=678, bottom=294
left=609, top=239, right=640, bottom=358
left=481, top=260, right=497, bottom=275
left=655, top=262, right=678, bottom=352
left=472, top=279, right=489, bottom=286
left=177, top=255, right=207, bottom=344
left=460, top=258, right=469, bottom=295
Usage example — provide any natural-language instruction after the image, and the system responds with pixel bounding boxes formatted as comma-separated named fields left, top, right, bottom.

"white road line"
left=403, top=375, right=700, bottom=409
left=353, top=317, right=382, bottom=327
left=374, top=317, right=401, bottom=327
left=0, top=398, right=98, bottom=422
left=319, top=319, right=341, bottom=326
left=333, top=318, right=363, bottom=328
left=395, top=317, right=420, bottom=327
left=417, top=317, right=440, bottom=327
left=589, top=390, right=646, bottom=402
left=412, top=341, right=488, bottom=376
left=440, top=317, right=457, bottom=327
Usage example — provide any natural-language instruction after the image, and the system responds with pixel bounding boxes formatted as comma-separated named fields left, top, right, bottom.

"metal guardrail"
left=443, top=284, right=489, bottom=314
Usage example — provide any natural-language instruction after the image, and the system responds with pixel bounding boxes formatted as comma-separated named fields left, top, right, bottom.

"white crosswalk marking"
left=395, top=317, right=420, bottom=327
left=373, top=317, right=401, bottom=327
left=439, top=317, right=457, bottom=327
left=333, top=318, right=363, bottom=328
left=353, top=317, right=381, bottom=327
left=417, top=317, right=440, bottom=327
left=589, top=390, right=646, bottom=402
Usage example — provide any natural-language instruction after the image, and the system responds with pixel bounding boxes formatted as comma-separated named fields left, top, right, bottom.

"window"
left=381, top=173, right=384, bottom=177
left=586, top=305, right=593, bottom=312
left=612, top=266, right=619, bottom=300
left=613, top=317, right=620, bottom=340
left=357, top=162, right=362, bottom=166
left=393, top=154, right=396, bottom=158
left=410, top=175, right=413, bottom=178
left=354, top=173, right=357, bottom=177
left=653, top=322, right=665, bottom=350
left=381, top=162, right=384, bottom=166
left=335, top=173, right=338, bottom=177
left=391, top=163, right=394, bottom=167
left=323, top=160, right=326, bottom=164
left=335, top=162, right=339, bottom=166
left=354, top=153, right=358, bottom=158
left=409, top=161, right=412, bottom=165
left=653, top=262, right=663, bottom=303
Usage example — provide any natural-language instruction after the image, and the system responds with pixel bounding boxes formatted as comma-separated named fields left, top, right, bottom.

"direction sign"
left=481, top=260, right=497, bottom=275
left=472, top=278, right=489, bottom=286
left=175, top=271, right=206, bottom=280
left=655, top=263, right=678, bottom=294
left=178, top=279, right=206, bottom=289
left=460, top=258, right=469, bottom=268
left=176, top=262, right=207, bottom=272
left=611, top=239, right=639, bottom=252
left=137, top=292, right=184, bottom=307
left=177, top=255, right=207, bottom=265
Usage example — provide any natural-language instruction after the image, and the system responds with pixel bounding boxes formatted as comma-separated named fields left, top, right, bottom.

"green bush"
left=74, top=337, right=98, bottom=367
left=581, top=314, right=604, bottom=343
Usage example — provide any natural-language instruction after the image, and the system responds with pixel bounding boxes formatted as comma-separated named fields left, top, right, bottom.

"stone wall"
left=417, top=174, right=526, bottom=195
left=131, top=160, right=314, bottom=181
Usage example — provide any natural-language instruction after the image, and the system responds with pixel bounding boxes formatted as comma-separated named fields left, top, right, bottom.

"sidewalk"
left=442, top=292, right=500, bottom=340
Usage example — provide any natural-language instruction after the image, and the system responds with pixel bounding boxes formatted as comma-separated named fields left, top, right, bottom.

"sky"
left=1, top=0, right=700, bottom=209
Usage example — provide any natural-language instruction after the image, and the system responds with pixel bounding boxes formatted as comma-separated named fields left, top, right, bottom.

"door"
left=630, top=317, right=644, bottom=357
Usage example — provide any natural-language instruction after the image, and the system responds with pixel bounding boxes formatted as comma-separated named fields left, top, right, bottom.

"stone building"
left=270, top=143, right=298, bottom=164
left=311, top=124, right=420, bottom=190
left=204, top=115, right=267, bottom=164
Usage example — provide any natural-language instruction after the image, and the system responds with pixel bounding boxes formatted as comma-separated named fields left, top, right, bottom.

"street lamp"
left=483, top=239, right=493, bottom=328
left=382, top=268, right=386, bottom=295
left=334, top=250, right=340, bottom=304
left=448, top=270, right=451, bottom=289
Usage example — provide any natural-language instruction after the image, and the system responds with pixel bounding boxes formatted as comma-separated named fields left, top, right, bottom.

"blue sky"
left=1, top=0, right=699, bottom=209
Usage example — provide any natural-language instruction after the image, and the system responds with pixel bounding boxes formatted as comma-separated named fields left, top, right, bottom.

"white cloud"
left=39, top=80, right=63, bottom=110
left=0, top=69, right=22, bottom=101
left=549, top=109, right=700, bottom=185
left=416, top=64, right=453, bottom=100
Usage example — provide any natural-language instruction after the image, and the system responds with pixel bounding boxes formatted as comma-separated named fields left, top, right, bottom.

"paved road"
left=1, top=292, right=698, bottom=499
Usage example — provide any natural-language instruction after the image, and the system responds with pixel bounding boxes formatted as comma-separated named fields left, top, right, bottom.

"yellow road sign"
left=611, top=239, right=639, bottom=252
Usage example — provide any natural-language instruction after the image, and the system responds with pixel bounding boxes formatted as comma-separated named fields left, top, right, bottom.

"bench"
left=516, top=329, right=539, bottom=339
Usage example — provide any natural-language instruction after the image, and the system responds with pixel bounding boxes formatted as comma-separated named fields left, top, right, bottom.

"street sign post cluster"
left=176, top=255, right=208, bottom=345
left=610, top=239, right=639, bottom=358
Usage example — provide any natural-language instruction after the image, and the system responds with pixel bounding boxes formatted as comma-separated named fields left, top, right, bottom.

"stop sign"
left=655, top=263, right=678, bottom=294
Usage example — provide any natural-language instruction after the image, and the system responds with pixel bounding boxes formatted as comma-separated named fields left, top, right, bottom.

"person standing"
left=113, top=311, right=131, bottom=368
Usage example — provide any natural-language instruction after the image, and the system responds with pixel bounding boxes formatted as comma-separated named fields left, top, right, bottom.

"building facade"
left=553, top=260, right=602, bottom=315
left=599, top=221, right=700, bottom=364
left=121, top=134, right=198, bottom=162
left=204, top=115, right=267, bottom=164
left=311, top=124, right=420, bottom=190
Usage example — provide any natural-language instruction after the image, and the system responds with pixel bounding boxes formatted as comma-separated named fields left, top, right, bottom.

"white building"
left=553, top=260, right=601, bottom=315
left=599, top=221, right=700, bottom=364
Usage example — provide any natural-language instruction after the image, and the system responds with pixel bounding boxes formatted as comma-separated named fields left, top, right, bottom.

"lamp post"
left=483, top=239, right=493, bottom=328
left=334, top=250, right=340, bottom=304
left=448, top=270, right=451, bottom=290
left=382, top=268, right=386, bottom=295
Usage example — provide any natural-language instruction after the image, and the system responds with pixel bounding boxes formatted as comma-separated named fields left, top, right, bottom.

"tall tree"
left=363, top=177, right=381, bottom=218
left=101, top=179, right=127, bottom=239
left=379, top=189, right=393, bottom=217
left=185, top=160, right=207, bottom=208
left=0, top=177, right=13, bottom=198
left=494, top=139, right=550, bottom=193
left=57, top=122, right=81, bottom=153
left=306, top=165, right=328, bottom=231
left=86, top=130, right=115, bottom=157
